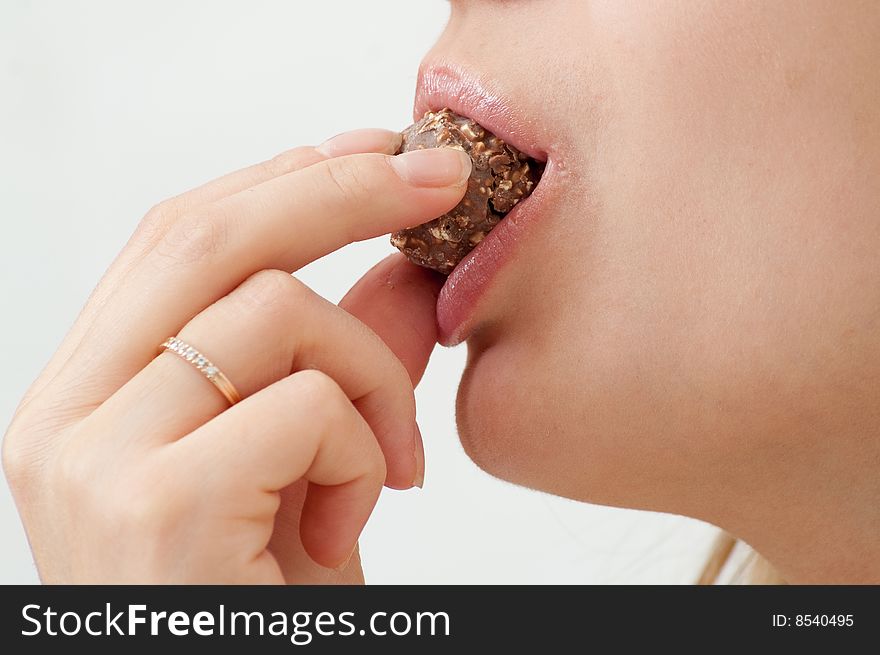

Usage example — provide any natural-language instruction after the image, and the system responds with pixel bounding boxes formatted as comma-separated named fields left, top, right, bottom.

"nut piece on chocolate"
left=390, top=108, right=541, bottom=275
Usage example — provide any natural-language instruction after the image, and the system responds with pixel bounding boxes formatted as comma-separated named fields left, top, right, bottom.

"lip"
left=414, top=64, right=564, bottom=346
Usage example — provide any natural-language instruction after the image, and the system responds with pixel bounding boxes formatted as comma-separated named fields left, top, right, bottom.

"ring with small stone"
left=159, top=337, right=242, bottom=406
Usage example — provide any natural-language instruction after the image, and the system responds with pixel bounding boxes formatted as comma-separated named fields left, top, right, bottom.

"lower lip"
left=435, top=159, right=559, bottom=346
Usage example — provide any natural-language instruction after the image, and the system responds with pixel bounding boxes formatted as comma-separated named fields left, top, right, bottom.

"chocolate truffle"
left=390, top=109, right=541, bottom=274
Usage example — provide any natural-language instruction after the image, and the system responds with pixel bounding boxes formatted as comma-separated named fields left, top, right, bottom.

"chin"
left=455, top=339, right=534, bottom=486
left=453, top=326, right=687, bottom=515
left=454, top=335, right=596, bottom=502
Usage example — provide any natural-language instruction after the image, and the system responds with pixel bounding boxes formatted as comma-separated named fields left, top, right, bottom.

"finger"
left=340, top=253, right=443, bottom=387
left=158, top=129, right=403, bottom=218
left=21, top=129, right=402, bottom=412
left=86, top=269, right=420, bottom=489
left=46, top=147, right=471, bottom=411
left=339, top=253, right=444, bottom=486
left=170, top=369, right=386, bottom=569
left=268, top=481, right=366, bottom=583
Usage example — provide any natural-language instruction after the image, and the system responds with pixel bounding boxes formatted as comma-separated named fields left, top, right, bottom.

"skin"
left=435, top=0, right=880, bottom=582
left=3, top=1, right=878, bottom=583
left=3, top=131, right=471, bottom=583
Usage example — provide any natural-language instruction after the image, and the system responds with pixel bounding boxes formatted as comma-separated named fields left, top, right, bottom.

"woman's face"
left=421, top=0, right=880, bottom=564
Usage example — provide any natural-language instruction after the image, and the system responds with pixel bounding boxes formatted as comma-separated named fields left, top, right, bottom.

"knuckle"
left=294, top=369, right=344, bottom=408
left=291, top=370, right=354, bottom=430
left=123, top=199, right=179, bottom=255
left=135, top=199, right=179, bottom=246
left=262, top=147, right=313, bottom=178
left=154, top=206, right=232, bottom=266
left=318, top=156, right=375, bottom=206
left=143, top=198, right=177, bottom=229
left=238, top=269, right=309, bottom=312
left=4, top=397, right=83, bottom=492
left=1, top=431, right=32, bottom=491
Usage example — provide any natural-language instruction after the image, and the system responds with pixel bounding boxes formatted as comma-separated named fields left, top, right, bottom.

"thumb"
left=340, top=253, right=442, bottom=488
left=339, top=253, right=443, bottom=387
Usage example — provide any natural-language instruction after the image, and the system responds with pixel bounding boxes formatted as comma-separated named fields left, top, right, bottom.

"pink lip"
left=414, top=64, right=563, bottom=346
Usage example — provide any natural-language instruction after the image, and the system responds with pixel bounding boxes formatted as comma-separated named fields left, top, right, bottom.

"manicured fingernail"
left=390, top=147, right=472, bottom=187
left=412, top=422, right=425, bottom=489
left=316, top=128, right=402, bottom=157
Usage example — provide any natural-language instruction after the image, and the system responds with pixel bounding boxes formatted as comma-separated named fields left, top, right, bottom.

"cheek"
left=444, top=0, right=880, bottom=527
left=452, top=238, right=766, bottom=515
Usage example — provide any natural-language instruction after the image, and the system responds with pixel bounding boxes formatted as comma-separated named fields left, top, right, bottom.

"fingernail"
left=390, top=147, right=472, bottom=188
left=316, top=128, right=402, bottom=158
left=412, top=422, right=425, bottom=489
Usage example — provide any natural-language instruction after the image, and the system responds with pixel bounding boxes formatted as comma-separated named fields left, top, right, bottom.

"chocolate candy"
left=390, top=109, right=541, bottom=274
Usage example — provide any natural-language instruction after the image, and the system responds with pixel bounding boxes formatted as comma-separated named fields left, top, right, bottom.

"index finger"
left=20, top=128, right=401, bottom=410
left=49, top=147, right=470, bottom=403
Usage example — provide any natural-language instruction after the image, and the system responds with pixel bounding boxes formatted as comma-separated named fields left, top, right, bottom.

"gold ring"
left=159, top=337, right=242, bottom=406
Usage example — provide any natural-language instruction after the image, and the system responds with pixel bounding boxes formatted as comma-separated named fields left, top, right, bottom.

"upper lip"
left=413, top=63, right=549, bottom=164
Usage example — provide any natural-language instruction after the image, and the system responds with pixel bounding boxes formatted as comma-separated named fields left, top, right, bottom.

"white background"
left=0, top=0, right=719, bottom=584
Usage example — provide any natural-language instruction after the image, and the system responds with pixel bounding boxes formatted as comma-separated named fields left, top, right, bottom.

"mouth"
left=413, top=64, right=563, bottom=346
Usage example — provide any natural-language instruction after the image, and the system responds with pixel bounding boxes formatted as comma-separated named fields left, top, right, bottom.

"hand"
left=2, top=128, right=471, bottom=583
